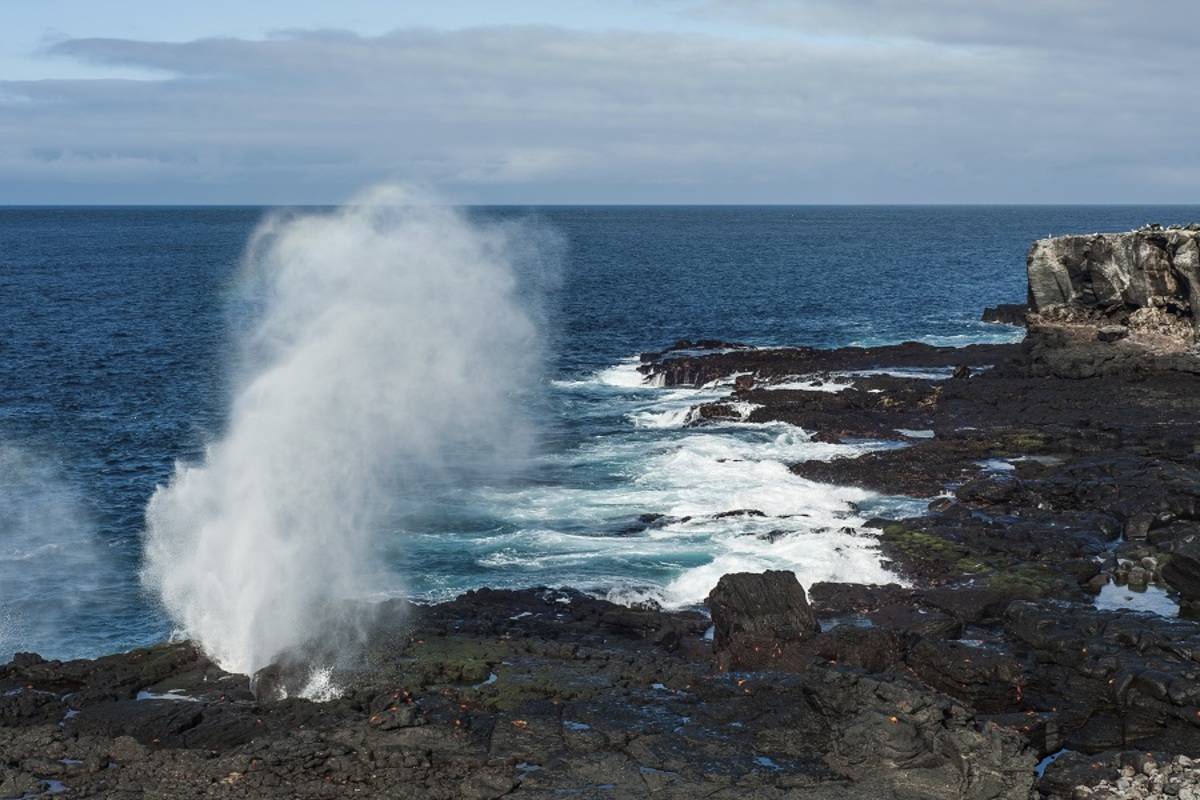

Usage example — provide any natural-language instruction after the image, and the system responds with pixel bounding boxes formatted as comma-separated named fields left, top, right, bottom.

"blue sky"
left=3, top=1, right=1199, bottom=204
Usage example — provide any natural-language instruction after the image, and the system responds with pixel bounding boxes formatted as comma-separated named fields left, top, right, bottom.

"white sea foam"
left=656, top=520, right=894, bottom=608
left=142, top=186, right=554, bottom=675
left=842, top=367, right=958, bottom=381
left=630, top=406, right=698, bottom=429
left=553, top=358, right=652, bottom=390
left=596, top=359, right=652, bottom=387
left=467, top=411, right=902, bottom=606
left=725, top=401, right=762, bottom=420
left=848, top=327, right=1024, bottom=348
left=766, top=378, right=853, bottom=392
left=299, top=667, right=343, bottom=702
left=626, top=385, right=728, bottom=429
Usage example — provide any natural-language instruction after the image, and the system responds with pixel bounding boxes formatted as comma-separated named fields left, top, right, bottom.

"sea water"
left=2, top=205, right=1198, bottom=662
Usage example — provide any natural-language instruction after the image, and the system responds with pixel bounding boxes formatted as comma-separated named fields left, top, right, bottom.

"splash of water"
left=142, top=186, right=554, bottom=675
left=0, top=444, right=104, bottom=663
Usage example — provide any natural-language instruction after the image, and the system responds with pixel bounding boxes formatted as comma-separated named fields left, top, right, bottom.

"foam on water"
left=554, top=357, right=654, bottom=390
left=597, top=359, right=656, bottom=388
left=630, top=406, right=699, bottom=429
left=766, top=378, right=853, bottom=392
left=626, top=387, right=727, bottom=429
left=842, top=367, right=959, bottom=381
left=406, top=363, right=911, bottom=609
left=896, top=429, right=936, bottom=439
left=848, top=323, right=1025, bottom=349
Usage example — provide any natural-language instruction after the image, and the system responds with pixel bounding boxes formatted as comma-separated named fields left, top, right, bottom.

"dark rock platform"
left=2, top=585, right=1035, bottom=799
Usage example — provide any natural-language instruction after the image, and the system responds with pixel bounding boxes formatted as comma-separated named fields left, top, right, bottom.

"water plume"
left=142, top=186, right=555, bottom=676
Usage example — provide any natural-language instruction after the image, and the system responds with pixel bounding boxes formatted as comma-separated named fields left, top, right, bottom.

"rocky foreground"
left=8, top=225, right=1200, bottom=799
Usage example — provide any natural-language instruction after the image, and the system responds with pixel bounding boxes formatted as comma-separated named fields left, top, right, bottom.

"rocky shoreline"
left=7, top=225, right=1200, bottom=798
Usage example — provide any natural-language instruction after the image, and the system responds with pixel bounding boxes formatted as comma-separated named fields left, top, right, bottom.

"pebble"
left=1075, top=755, right=1200, bottom=799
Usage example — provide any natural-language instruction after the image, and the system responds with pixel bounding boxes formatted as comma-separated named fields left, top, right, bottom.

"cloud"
left=686, top=1, right=1200, bottom=53
left=1, top=21, right=1198, bottom=203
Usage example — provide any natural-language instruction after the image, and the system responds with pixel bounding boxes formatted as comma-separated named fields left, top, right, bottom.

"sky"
left=2, top=0, right=1199, bottom=204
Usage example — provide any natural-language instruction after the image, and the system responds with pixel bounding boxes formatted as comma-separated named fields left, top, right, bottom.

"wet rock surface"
left=705, top=571, right=819, bottom=669
left=3, top=586, right=1036, bottom=799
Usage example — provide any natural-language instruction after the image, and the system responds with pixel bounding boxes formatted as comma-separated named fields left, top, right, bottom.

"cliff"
left=1027, top=224, right=1200, bottom=330
left=1024, top=224, right=1200, bottom=377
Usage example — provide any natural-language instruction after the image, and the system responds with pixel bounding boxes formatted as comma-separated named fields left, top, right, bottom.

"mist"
left=0, top=444, right=106, bottom=663
left=142, top=186, right=557, bottom=676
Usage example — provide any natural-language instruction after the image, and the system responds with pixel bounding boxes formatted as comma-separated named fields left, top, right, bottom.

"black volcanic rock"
left=639, top=340, right=1017, bottom=388
left=1161, top=533, right=1200, bottom=601
left=705, top=570, right=820, bottom=669
left=1, top=585, right=1041, bottom=799
left=982, top=303, right=1028, bottom=326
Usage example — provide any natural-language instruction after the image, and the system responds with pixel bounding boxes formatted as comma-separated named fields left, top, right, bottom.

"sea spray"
left=0, top=444, right=106, bottom=663
left=142, top=186, right=556, bottom=676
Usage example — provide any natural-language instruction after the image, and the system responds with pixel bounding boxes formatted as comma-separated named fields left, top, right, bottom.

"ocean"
left=2, top=205, right=1198, bottom=663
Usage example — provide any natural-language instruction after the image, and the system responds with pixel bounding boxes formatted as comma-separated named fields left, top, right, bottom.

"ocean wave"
left=629, top=406, right=698, bottom=429
left=456, top=402, right=906, bottom=607
left=552, top=357, right=654, bottom=390
left=848, top=326, right=1025, bottom=348
left=407, top=352, right=920, bottom=610
left=765, top=377, right=853, bottom=392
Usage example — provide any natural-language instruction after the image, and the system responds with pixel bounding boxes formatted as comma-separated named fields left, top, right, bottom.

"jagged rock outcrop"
left=982, top=304, right=1028, bottom=326
left=705, top=570, right=820, bottom=669
left=1027, top=225, right=1200, bottom=328
left=1024, top=224, right=1200, bottom=377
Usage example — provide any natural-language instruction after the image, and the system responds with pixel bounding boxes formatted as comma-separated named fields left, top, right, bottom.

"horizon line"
left=4, top=202, right=1200, bottom=209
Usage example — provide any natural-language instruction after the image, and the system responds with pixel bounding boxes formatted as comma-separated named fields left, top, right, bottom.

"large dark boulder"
left=705, top=570, right=820, bottom=669
left=1161, top=534, right=1200, bottom=601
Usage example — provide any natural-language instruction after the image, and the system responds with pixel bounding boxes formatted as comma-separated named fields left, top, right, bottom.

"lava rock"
left=1097, top=325, right=1129, bottom=343
left=1162, top=534, right=1200, bottom=600
left=981, top=304, right=1028, bottom=326
left=705, top=570, right=820, bottom=669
